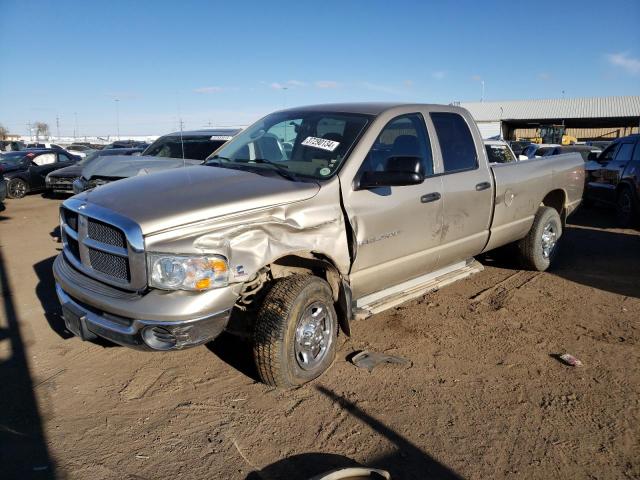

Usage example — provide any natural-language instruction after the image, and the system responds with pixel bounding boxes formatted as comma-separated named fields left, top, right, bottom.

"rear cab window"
left=143, top=136, right=229, bottom=160
left=485, top=144, right=516, bottom=164
left=430, top=112, right=477, bottom=173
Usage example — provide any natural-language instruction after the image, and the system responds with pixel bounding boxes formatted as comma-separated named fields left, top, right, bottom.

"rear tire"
left=518, top=206, right=562, bottom=271
left=616, top=187, right=638, bottom=228
left=253, top=275, right=338, bottom=387
left=7, top=178, right=28, bottom=199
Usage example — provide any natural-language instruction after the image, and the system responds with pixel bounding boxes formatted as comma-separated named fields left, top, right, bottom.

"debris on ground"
left=309, top=467, right=391, bottom=480
left=350, top=351, right=412, bottom=372
left=557, top=353, right=583, bottom=367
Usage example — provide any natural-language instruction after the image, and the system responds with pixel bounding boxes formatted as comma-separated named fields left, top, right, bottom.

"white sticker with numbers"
left=210, top=135, right=233, bottom=141
left=301, top=136, right=340, bottom=152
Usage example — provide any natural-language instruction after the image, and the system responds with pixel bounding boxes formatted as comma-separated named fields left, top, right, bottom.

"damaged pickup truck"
left=54, top=103, right=584, bottom=387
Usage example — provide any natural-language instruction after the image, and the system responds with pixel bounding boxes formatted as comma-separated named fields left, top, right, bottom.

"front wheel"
left=7, top=178, right=29, bottom=199
left=518, top=206, right=562, bottom=271
left=253, top=275, right=338, bottom=387
left=616, top=187, right=638, bottom=228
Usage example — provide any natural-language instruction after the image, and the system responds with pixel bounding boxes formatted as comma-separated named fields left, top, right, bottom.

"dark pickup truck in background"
left=584, top=134, right=640, bottom=226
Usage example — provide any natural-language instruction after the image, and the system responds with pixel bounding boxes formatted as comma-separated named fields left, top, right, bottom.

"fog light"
left=142, top=326, right=177, bottom=350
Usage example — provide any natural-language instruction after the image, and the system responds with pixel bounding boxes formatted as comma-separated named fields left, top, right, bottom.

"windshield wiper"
left=250, top=158, right=297, bottom=181
left=206, top=156, right=298, bottom=181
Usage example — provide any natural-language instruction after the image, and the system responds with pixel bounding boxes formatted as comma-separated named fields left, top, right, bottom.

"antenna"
left=179, top=118, right=185, bottom=166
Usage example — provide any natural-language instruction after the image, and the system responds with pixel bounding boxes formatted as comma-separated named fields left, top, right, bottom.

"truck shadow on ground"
left=481, top=206, right=640, bottom=299
left=246, top=385, right=463, bottom=480
left=0, top=250, right=56, bottom=478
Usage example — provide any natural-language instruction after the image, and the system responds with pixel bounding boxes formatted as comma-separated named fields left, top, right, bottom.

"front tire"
left=253, top=275, right=338, bottom=387
left=7, top=178, right=29, bottom=199
left=518, top=206, right=562, bottom=271
left=616, top=187, right=638, bottom=228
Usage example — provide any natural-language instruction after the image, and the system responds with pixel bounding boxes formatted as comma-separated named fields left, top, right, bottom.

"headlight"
left=147, top=254, right=229, bottom=291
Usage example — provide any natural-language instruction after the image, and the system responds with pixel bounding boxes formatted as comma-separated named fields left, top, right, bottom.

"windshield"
left=142, top=136, right=227, bottom=160
left=206, top=111, right=371, bottom=180
left=0, top=152, right=27, bottom=165
left=485, top=144, right=516, bottom=163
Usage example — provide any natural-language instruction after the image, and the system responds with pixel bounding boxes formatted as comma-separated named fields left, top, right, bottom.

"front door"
left=28, top=152, right=58, bottom=189
left=343, top=113, right=443, bottom=299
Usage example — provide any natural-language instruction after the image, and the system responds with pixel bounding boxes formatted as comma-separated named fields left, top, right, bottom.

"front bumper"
left=53, top=254, right=242, bottom=350
left=46, top=176, right=76, bottom=192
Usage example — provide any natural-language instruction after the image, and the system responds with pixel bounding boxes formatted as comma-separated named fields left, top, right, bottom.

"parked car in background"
left=101, top=140, right=150, bottom=150
left=484, top=140, right=525, bottom=164
left=64, top=144, right=96, bottom=158
left=508, top=140, right=533, bottom=156
left=0, top=140, right=25, bottom=152
left=1, top=149, right=80, bottom=198
left=25, top=142, right=65, bottom=150
left=522, top=143, right=561, bottom=159
left=46, top=147, right=144, bottom=193
left=542, top=145, right=602, bottom=162
left=584, top=134, right=640, bottom=226
left=54, top=103, right=584, bottom=387
left=73, top=129, right=240, bottom=193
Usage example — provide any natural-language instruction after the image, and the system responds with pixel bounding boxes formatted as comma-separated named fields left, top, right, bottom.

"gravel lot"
left=1, top=194, right=638, bottom=480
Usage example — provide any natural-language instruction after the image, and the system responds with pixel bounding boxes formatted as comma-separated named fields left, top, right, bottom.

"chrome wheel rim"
left=541, top=222, right=557, bottom=259
left=294, top=301, right=334, bottom=371
left=10, top=180, right=26, bottom=198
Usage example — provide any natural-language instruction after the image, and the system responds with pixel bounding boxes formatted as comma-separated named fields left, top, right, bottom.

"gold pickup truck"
left=53, top=103, right=584, bottom=387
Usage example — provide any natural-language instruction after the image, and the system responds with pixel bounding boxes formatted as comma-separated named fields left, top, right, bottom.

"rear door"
left=431, top=111, right=493, bottom=267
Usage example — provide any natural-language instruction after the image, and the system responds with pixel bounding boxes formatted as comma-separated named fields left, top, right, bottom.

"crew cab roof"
left=276, top=102, right=470, bottom=116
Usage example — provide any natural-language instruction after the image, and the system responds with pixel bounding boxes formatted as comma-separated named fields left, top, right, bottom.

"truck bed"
left=484, top=153, right=585, bottom=252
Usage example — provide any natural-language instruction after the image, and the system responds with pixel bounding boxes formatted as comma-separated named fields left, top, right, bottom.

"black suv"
left=584, top=134, right=640, bottom=226
left=1, top=149, right=80, bottom=199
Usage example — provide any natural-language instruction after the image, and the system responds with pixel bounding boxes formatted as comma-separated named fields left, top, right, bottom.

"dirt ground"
left=1, top=194, right=638, bottom=480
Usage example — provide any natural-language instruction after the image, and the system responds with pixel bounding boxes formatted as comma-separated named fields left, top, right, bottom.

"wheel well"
left=270, top=254, right=341, bottom=301
left=269, top=254, right=351, bottom=336
left=541, top=189, right=566, bottom=225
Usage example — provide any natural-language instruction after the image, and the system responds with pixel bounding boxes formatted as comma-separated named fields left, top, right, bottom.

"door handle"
left=421, top=192, right=441, bottom=203
left=475, top=181, right=491, bottom=191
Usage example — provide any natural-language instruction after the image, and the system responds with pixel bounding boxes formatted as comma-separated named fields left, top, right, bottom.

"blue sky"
left=1, top=0, right=639, bottom=136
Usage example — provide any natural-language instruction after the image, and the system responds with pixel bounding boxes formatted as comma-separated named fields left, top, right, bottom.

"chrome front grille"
left=88, top=219, right=126, bottom=249
left=88, top=247, right=130, bottom=280
left=60, top=199, right=146, bottom=291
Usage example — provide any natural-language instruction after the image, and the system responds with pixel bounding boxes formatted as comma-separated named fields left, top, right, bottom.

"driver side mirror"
left=357, top=155, right=424, bottom=189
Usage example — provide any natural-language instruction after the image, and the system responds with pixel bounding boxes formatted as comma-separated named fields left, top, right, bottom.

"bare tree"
left=34, top=121, right=50, bottom=140
left=0, top=123, right=8, bottom=140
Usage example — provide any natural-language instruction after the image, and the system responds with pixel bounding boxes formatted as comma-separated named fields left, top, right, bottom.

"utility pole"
left=56, top=115, right=61, bottom=140
left=74, top=112, right=79, bottom=139
left=115, top=98, right=120, bottom=140
left=481, top=81, right=485, bottom=102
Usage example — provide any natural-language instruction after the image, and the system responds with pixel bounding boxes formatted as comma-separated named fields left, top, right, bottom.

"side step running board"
left=353, top=259, right=484, bottom=320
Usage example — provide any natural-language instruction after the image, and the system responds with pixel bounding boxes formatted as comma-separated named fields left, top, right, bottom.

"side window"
left=632, top=142, right=640, bottom=161
left=57, top=152, right=70, bottom=162
left=599, top=144, right=619, bottom=162
left=32, top=153, right=56, bottom=166
left=362, top=114, right=433, bottom=176
left=615, top=143, right=635, bottom=161
left=431, top=112, right=478, bottom=173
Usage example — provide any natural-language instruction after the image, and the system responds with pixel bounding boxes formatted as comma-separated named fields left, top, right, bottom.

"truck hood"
left=49, top=164, right=83, bottom=178
left=81, top=155, right=201, bottom=180
left=79, top=165, right=320, bottom=234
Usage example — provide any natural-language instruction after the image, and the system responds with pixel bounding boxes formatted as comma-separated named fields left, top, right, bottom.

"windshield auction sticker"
left=210, top=135, right=234, bottom=141
left=301, top=136, right=340, bottom=152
